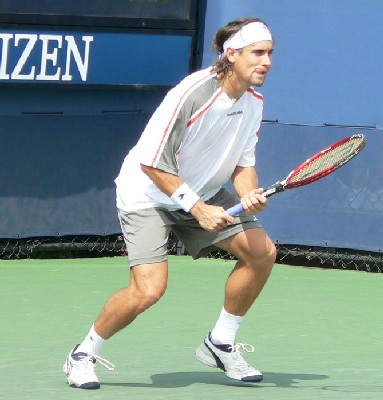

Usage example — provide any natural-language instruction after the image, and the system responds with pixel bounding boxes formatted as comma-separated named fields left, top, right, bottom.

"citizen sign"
left=0, top=33, right=93, bottom=82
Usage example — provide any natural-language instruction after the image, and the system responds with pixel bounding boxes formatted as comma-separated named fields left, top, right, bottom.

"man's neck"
left=219, top=74, right=248, bottom=101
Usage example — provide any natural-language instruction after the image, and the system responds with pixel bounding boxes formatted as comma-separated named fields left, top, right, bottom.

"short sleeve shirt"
left=115, top=67, right=264, bottom=212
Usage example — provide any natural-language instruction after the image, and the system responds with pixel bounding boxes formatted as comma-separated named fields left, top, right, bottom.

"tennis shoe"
left=195, top=333, right=263, bottom=382
left=63, top=344, right=115, bottom=389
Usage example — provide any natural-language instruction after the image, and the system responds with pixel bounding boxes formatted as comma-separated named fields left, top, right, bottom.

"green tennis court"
left=1, top=256, right=382, bottom=399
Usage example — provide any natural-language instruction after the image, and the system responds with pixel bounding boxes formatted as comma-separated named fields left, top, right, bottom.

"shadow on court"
left=103, top=370, right=328, bottom=389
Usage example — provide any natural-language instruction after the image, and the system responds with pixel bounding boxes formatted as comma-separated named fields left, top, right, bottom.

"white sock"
left=210, top=307, right=244, bottom=346
left=76, top=324, right=106, bottom=356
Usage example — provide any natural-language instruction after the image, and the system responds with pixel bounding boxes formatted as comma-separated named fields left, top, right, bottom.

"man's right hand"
left=190, top=200, right=235, bottom=232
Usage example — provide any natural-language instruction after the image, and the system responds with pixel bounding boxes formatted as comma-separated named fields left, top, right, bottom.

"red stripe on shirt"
left=246, top=87, right=264, bottom=101
left=151, top=72, right=215, bottom=167
left=187, top=89, right=223, bottom=127
left=249, top=89, right=263, bottom=161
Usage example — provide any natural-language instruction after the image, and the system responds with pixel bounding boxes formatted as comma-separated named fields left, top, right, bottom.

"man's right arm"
left=140, top=164, right=233, bottom=231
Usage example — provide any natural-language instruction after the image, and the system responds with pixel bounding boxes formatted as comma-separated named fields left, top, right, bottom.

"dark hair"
left=212, top=17, right=270, bottom=77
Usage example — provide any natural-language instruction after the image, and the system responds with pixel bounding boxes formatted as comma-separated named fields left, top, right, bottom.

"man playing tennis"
left=63, top=17, right=276, bottom=389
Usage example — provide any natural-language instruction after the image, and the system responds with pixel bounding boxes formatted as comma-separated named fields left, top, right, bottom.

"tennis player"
left=63, top=17, right=276, bottom=389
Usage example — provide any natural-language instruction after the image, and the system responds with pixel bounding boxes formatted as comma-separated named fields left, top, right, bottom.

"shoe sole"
left=226, top=371, right=263, bottom=383
left=69, top=381, right=100, bottom=389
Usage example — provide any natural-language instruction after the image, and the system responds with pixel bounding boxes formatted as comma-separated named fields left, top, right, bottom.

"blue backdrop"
left=1, top=0, right=382, bottom=254
left=202, top=0, right=383, bottom=128
left=0, top=86, right=168, bottom=238
left=202, top=0, right=383, bottom=252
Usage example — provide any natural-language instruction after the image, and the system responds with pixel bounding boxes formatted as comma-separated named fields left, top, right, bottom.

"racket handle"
left=226, top=203, right=243, bottom=217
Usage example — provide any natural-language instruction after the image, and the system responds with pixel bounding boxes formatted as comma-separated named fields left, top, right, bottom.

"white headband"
left=222, top=21, right=273, bottom=55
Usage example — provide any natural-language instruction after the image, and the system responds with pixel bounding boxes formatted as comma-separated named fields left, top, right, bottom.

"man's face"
left=229, top=41, right=273, bottom=87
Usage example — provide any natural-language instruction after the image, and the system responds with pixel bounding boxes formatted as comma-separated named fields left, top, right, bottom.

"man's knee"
left=130, top=262, right=168, bottom=312
left=133, top=282, right=167, bottom=313
left=147, top=282, right=167, bottom=304
left=266, top=241, right=277, bottom=265
left=242, top=239, right=276, bottom=273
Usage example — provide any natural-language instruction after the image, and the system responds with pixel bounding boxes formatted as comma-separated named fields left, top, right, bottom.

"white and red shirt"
left=115, top=67, right=264, bottom=212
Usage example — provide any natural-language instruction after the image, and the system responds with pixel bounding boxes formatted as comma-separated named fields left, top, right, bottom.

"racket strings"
left=289, top=137, right=364, bottom=183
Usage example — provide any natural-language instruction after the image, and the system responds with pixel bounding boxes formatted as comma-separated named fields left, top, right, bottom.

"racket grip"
left=226, top=203, right=243, bottom=217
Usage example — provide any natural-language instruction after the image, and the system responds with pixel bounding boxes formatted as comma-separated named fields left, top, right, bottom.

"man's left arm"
left=231, top=166, right=267, bottom=215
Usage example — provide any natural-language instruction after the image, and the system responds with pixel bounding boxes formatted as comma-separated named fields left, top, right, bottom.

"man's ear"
left=225, top=48, right=237, bottom=63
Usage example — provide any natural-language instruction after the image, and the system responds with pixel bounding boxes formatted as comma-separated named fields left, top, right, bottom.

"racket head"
left=284, top=134, right=366, bottom=189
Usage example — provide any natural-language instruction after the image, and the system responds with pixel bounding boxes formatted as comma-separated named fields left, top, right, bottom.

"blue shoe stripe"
left=204, top=339, right=226, bottom=372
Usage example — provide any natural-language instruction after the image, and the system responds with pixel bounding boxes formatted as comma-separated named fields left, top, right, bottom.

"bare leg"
left=94, top=261, right=168, bottom=339
left=195, top=228, right=275, bottom=381
left=217, top=228, right=276, bottom=316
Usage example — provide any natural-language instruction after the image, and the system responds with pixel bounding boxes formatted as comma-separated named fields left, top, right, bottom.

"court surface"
left=1, top=255, right=382, bottom=400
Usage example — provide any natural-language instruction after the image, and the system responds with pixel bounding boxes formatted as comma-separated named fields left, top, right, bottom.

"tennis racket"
left=226, top=134, right=366, bottom=216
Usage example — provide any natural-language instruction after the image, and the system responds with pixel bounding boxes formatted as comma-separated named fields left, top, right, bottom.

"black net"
left=0, top=235, right=126, bottom=260
left=1, top=233, right=381, bottom=273
left=275, top=243, right=383, bottom=273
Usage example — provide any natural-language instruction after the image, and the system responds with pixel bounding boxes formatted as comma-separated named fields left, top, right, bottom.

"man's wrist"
left=171, top=183, right=200, bottom=212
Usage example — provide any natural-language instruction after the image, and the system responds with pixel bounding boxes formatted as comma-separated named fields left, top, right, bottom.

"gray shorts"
left=118, top=188, right=262, bottom=267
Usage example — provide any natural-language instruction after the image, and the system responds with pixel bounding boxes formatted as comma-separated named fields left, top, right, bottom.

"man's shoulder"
left=167, top=67, right=218, bottom=107
left=176, top=67, right=216, bottom=89
left=246, top=86, right=264, bottom=102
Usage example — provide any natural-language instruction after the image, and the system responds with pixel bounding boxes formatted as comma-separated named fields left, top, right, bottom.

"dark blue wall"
left=0, top=0, right=199, bottom=238
left=0, top=86, right=167, bottom=237
left=2, top=0, right=383, bottom=254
